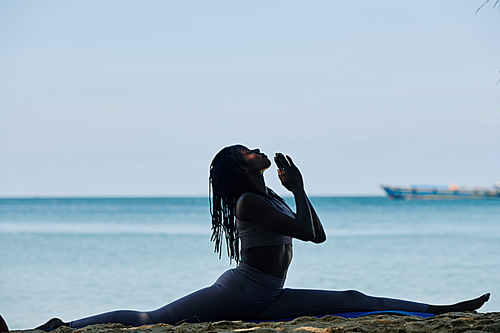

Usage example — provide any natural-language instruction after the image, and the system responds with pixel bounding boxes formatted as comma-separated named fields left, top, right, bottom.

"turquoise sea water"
left=1, top=197, right=499, bottom=329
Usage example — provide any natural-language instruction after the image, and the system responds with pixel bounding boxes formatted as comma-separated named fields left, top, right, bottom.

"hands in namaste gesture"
left=274, top=153, right=304, bottom=194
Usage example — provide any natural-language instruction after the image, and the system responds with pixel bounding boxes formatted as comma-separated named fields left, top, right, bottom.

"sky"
left=1, top=0, right=499, bottom=197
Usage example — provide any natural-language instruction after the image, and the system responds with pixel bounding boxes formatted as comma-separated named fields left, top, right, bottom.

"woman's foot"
left=428, top=293, right=490, bottom=315
left=35, top=318, right=69, bottom=331
left=0, top=314, right=9, bottom=333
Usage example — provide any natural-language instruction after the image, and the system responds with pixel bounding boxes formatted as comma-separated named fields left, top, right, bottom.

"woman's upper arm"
left=236, top=193, right=315, bottom=241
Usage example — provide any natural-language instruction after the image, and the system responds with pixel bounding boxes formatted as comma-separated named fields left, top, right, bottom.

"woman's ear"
left=238, top=166, right=249, bottom=175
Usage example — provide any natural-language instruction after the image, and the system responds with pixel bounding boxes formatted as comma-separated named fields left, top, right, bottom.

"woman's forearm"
left=273, top=152, right=319, bottom=241
left=306, top=196, right=326, bottom=243
left=293, top=189, right=316, bottom=241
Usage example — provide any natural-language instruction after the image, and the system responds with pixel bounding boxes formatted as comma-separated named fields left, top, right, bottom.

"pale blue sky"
left=1, top=1, right=499, bottom=197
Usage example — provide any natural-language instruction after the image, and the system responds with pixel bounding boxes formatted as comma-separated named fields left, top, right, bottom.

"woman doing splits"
left=37, top=144, right=490, bottom=330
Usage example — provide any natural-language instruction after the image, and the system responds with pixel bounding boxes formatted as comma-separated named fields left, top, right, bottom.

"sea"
left=1, top=197, right=499, bottom=330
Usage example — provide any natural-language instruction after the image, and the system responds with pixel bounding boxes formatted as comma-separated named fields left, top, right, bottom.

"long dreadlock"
left=209, top=145, right=287, bottom=263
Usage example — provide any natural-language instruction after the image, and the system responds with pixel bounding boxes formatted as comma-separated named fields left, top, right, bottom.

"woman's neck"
left=246, top=173, right=267, bottom=195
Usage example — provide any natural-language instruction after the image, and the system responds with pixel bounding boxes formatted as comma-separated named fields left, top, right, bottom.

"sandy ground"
left=13, top=312, right=500, bottom=333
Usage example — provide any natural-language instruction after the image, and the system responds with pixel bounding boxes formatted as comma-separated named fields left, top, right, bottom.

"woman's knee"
left=345, top=290, right=366, bottom=298
left=115, top=311, right=151, bottom=326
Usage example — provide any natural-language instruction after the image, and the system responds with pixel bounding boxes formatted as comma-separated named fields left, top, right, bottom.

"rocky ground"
left=15, top=312, right=500, bottom=333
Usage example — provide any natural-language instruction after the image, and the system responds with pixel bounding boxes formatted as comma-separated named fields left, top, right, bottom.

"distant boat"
left=381, top=182, right=500, bottom=200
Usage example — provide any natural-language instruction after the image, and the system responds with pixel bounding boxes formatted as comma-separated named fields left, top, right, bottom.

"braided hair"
left=209, top=145, right=287, bottom=263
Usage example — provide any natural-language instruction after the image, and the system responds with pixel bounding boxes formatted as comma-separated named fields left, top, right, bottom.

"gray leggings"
left=70, top=263, right=428, bottom=328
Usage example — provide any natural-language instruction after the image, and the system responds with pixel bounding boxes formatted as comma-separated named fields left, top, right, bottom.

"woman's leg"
left=67, top=265, right=282, bottom=328
left=69, top=310, right=151, bottom=328
left=427, top=293, right=490, bottom=315
left=145, top=264, right=284, bottom=324
left=69, top=283, right=237, bottom=328
left=251, top=289, right=490, bottom=320
left=251, top=289, right=429, bottom=320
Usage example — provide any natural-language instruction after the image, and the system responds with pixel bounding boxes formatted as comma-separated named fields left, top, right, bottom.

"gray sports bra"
left=236, top=195, right=294, bottom=249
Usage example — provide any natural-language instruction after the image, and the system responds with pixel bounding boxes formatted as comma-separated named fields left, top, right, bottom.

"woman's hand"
left=274, top=153, right=304, bottom=194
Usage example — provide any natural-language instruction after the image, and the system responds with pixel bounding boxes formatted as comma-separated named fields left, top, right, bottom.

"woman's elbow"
left=311, top=234, right=327, bottom=244
left=297, top=229, right=316, bottom=242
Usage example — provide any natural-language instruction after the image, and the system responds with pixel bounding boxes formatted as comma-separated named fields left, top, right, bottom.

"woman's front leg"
left=250, top=289, right=428, bottom=320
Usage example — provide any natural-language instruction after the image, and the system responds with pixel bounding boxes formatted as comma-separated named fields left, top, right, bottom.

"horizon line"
left=0, top=194, right=386, bottom=199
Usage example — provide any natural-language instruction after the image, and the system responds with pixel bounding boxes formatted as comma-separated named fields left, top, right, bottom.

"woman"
left=37, top=144, right=490, bottom=330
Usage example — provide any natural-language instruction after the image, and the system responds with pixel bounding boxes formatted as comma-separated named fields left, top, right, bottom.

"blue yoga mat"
left=252, top=311, right=434, bottom=322
left=328, top=311, right=434, bottom=319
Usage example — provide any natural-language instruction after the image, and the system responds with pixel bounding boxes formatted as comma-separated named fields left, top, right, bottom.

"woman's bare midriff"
left=240, top=244, right=293, bottom=279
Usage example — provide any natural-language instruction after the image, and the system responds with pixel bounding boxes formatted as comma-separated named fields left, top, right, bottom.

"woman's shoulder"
left=237, top=192, right=295, bottom=221
left=236, top=192, right=273, bottom=219
left=237, top=192, right=268, bottom=208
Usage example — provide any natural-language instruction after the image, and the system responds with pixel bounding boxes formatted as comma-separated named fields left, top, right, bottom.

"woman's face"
left=239, top=146, right=271, bottom=174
